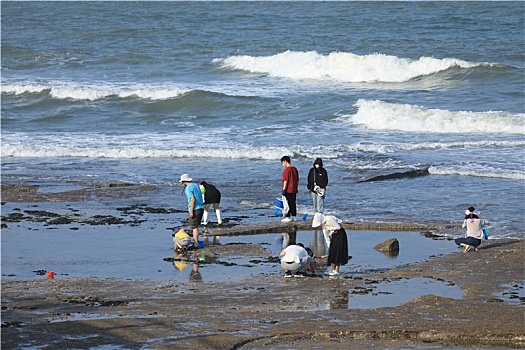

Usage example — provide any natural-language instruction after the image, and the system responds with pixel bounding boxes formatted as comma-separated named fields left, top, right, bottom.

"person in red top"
left=280, top=156, right=299, bottom=223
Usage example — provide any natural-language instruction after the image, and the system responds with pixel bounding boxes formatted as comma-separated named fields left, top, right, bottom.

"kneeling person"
left=280, top=244, right=312, bottom=277
left=172, top=228, right=191, bottom=252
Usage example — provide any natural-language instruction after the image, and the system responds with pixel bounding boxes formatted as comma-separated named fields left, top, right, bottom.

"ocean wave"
left=2, top=83, right=192, bottom=101
left=1, top=81, right=269, bottom=102
left=3, top=131, right=524, bottom=160
left=347, top=99, right=525, bottom=134
left=215, top=50, right=487, bottom=83
left=429, top=165, right=525, bottom=180
left=1, top=141, right=290, bottom=160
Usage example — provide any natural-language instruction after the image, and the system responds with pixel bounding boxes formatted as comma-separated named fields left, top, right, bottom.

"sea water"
left=2, top=2, right=524, bottom=239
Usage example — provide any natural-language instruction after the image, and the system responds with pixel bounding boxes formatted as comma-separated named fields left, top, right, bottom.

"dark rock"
left=373, top=238, right=400, bottom=255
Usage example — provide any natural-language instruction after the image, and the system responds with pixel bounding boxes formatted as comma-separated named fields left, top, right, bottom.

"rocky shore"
left=2, top=240, right=524, bottom=349
left=1, top=182, right=524, bottom=349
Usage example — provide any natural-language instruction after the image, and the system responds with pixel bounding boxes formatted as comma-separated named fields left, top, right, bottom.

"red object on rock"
left=47, top=271, right=55, bottom=279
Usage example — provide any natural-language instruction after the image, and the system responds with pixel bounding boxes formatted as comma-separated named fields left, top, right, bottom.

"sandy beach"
left=1, top=183, right=524, bottom=349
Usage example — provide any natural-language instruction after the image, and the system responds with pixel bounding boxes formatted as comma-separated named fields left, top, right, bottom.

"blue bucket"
left=275, top=197, right=284, bottom=209
left=198, top=240, right=204, bottom=248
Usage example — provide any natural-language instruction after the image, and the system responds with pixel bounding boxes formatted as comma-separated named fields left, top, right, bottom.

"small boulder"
left=373, top=238, right=400, bottom=254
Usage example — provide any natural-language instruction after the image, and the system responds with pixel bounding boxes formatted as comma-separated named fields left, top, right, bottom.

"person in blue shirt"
left=179, top=174, right=205, bottom=249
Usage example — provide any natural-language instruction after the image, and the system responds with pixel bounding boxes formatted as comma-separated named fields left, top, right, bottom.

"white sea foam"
left=1, top=143, right=293, bottom=160
left=2, top=82, right=192, bottom=101
left=1, top=132, right=291, bottom=160
left=347, top=99, right=525, bottom=134
left=3, top=131, right=524, bottom=162
left=215, top=50, right=484, bottom=83
left=1, top=80, right=276, bottom=101
left=429, top=165, right=525, bottom=181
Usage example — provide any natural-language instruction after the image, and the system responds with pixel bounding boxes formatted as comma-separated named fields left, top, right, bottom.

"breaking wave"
left=215, top=50, right=488, bottom=83
left=347, top=99, right=525, bottom=134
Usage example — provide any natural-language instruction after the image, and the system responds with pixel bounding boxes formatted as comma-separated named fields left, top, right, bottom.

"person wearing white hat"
left=312, top=213, right=349, bottom=276
left=180, top=174, right=205, bottom=249
left=312, top=213, right=341, bottom=248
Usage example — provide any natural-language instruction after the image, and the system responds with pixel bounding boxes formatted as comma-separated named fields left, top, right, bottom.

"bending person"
left=280, top=243, right=312, bottom=278
left=312, top=214, right=349, bottom=276
left=200, top=181, right=222, bottom=225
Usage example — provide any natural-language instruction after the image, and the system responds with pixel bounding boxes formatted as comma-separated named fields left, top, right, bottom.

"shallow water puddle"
left=493, top=282, right=525, bottom=306
left=2, top=227, right=456, bottom=282
left=318, top=277, right=465, bottom=310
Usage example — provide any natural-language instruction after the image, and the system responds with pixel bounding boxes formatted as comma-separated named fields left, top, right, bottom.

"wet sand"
left=1, top=183, right=524, bottom=349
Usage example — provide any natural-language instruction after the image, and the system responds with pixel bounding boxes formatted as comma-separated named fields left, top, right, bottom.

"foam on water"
left=216, top=50, right=488, bottom=83
left=347, top=99, right=525, bottom=134
left=429, top=165, right=525, bottom=181
left=2, top=80, right=282, bottom=101
left=2, top=82, right=192, bottom=101
left=3, top=130, right=524, bottom=182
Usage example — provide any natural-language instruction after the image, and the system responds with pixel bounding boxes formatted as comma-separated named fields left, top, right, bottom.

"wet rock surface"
left=2, top=239, right=524, bottom=349
left=1, top=182, right=523, bottom=349
left=373, top=237, right=400, bottom=254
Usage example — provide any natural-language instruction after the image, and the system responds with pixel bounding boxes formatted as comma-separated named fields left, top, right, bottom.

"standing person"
left=279, top=243, right=313, bottom=277
left=280, top=156, right=299, bottom=223
left=312, top=214, right=349, bottom=276
left=307, top=158, right=328, bottom=213
left=199, top=181, right=222, bottom=225
left=179, top=174, right=204, bottom=249
left=455, top=206, right=489, bottom=253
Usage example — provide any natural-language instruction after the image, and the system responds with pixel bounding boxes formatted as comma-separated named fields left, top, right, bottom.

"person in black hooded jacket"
left=307, top=158, right=328, bottom=213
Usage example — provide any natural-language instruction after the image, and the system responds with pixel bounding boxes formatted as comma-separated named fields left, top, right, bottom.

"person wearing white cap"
left=312, top=213, right=340, bottom=248
left=312, top=213, right=349, bottom=276
left=455, top=206, right=489, bottom=253
left=179, top=174, right=205, bottom=249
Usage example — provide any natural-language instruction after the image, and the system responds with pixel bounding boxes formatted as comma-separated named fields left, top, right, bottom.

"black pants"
left=284, top=192, right=297, bottom=217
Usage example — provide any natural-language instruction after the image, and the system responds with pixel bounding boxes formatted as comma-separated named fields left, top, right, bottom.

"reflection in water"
left=378, top=250, right=400, bottom=259
left=189, top=263, right=202, bottom=283
left=172, top=252, right=191, bottom=272
left=281, top=227, right=297, bottom=249
left=172, top=250, right=203, bottom=282
left=314, top=228, right=328, bottom=256
left=204, top=235, right=220, bottom=246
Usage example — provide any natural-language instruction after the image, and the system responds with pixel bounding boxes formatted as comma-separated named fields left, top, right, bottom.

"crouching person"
left=280, top=243, right=312, bottom=278
left=172, top=228, right=191, bottom=252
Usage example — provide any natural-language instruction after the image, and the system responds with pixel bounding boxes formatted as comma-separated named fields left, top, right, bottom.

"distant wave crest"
left=429, top=165, right=525, bottom=181
left=215, top=50, right=485, bottom=83
left=3, top=131, right=524, bottom=181
left=2, top=81, right=273, bottom=101
left=3, top=131, right=524, bottom=159
left=2, top=138, right=288, bottom=160
left=2, top=83, right=192, bottom=101
left=348, top=99, right=525, bottom=134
